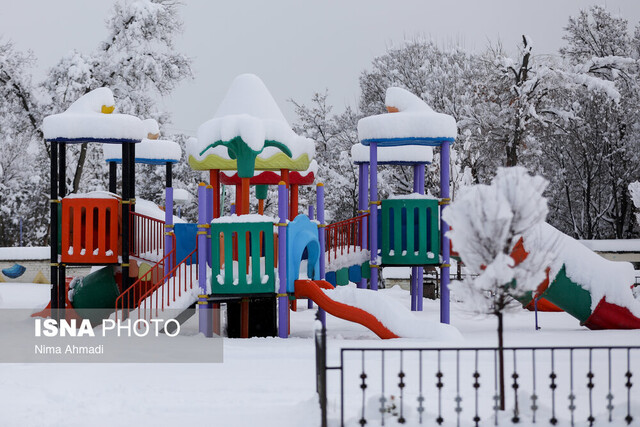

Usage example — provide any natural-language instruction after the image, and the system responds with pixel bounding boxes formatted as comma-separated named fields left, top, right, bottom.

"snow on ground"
left=0, top=282, right=639, bottom=426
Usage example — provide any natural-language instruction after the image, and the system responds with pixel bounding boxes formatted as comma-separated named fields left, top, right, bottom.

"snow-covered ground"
left=0, top=282, right=638, bottom=426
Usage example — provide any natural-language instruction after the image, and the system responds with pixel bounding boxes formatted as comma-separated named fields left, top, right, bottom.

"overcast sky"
left=2, top=0, right=640, bottom=135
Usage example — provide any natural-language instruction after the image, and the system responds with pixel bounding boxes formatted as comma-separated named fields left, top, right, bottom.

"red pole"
left=290, top=183, right=299, bottom=220
left=240, top=177, right=250, bottom=215
left=210, top=169, right=221, bottom=218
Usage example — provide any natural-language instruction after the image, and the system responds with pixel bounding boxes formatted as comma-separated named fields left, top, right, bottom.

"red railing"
left=114, top=241, right=176, bottom=321
left=130, top=211, right=165, bottom=262
left=325, top=213, right=369, bottom=267
left=137, top=243, right=199, bottom=321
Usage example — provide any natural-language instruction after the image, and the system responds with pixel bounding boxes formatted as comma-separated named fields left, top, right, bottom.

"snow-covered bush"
left=443, top=166, right=558, bottom=409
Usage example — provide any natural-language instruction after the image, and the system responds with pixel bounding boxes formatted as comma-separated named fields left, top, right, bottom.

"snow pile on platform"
left=0, top=247, right=50, bottom=261
left=65, top=191, right=120, bottom=200
left=43, top=88, right=145, bottom=142
left=350, top=142, right=433, bottom=163
left=539, top=222, right=640, bottom=316
left=323, top=284, right=462, bottom=340
left=358, top=87, right=456, bottom=143
left=136, top=199, right=186, bottom=224
left=211, top=214, right=277, bottom=224
left=578, top=239, right=640, bottom=252
left=103, top=119, right=181, bottom=164
left=325, top=247, right=369, bottom=273
left=189, top=74, right=314, bottom=167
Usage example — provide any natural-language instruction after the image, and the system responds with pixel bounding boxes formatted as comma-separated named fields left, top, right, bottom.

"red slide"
left=294, top=279, right=399, bottom=339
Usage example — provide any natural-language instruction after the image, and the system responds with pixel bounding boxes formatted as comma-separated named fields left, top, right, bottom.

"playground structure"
left=39, top=75, right=640, bottom=338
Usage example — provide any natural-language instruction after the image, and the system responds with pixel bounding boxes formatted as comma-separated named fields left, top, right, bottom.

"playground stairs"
left=115, top=243, right=199, bottom=325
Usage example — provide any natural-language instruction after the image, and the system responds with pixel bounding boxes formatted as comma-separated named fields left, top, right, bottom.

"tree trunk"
left=497, top=311, right=506, bottom=411
left=72, top=143, right=89, bottom=194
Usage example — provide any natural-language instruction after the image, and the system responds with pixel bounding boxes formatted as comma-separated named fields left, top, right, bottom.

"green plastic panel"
left=336, top=268, right=349, bottom=286
left=361, top=261, right=371, bottom=279
left=210, top=221, right=275, bottom=295
left=541, top=265, right=593, bottom=323
left=381, top=198, right=440, bottom=266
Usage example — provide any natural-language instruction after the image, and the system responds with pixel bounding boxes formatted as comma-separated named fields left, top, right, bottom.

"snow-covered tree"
left=443, top=166, right=557, bottom=410
left=0, top=0, right=192, bottom=247
left=543, top=5, right=640, bottom=239
left=42, top=0, right=193, bottom=195
left=291, top=91, right=362, bottom=222
left=0, top=40, right=48, bottom=246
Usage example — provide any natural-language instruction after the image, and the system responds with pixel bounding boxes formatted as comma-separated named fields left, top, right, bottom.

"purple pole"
left=278, top=182, right=289, bottom=338
left=316, top=183, right=326, bottom=326
left=307, top=204, right=314, bottom=308
left=197, top=183, right=210, bottom=336
left=206, top=185, right=213, bottom=268
left=230, top=203, right=236, bottom=215
left=440, top=143, right=451, bottom=324
left=164, top=187, right=174, bottom=278
left=369, top=141, right=379, bottom=291
left=417, top=164, right=425, bottom=311
left=358, top=164, right=367, bottom=289
left=363, top=163, right=369, bottom=251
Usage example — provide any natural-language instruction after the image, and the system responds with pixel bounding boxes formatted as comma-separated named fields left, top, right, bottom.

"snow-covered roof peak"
left=358, top=87, right=457, bottom=146
left=188, top=74, right=314, bottom=172
left=142, top=119, right=160, bottom=138
left=385, top=87, right=433, bottom=113
left=214, top=73, right=289, bottom=125
left=65, top=87, right=115, bottom=114
left=42, top=87, right=145, bottom=143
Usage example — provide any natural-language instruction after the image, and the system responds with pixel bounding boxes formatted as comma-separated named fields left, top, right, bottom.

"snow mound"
left=103, top=118, right=181, bottom=164
left=323, top=285, right=462, bottom=341
left=358, top=87, right=457, bottom=143
left=386, top=87, right=434, bottom=113
left=43, top=87, right=145, bottom=142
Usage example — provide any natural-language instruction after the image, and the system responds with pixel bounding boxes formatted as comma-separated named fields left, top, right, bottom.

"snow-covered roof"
left=42, top=88, right=145, bottom=143
left=351, top=142, right=433, bottom=164
left=103, top=119, right=181, bottom=164
left=357, top=87, right=456, bottom=146
left=187, top=74, right=315, bottom=171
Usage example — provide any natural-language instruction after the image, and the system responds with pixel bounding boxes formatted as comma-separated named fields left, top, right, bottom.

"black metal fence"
left=316, top=326, right=639, bottom=426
